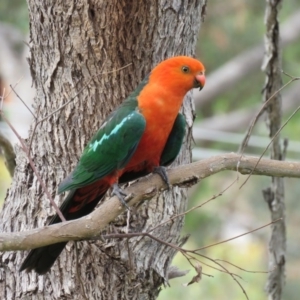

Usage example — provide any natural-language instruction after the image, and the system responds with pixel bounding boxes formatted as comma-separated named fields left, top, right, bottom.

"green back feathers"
left=58, top=77, right=149, bottom=193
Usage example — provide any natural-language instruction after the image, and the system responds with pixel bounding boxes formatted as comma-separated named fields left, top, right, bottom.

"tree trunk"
left=0, top=0, right=207, bottom=299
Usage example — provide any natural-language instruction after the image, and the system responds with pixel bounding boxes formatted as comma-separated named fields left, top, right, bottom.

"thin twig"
left=238, top=77, right=297, bottom=155
left=240, top=104, right=300, bottom=189
left=27, top=62, right=131, bottom=153
left=196, top=253, right=249, bottom=300
left=183, top=253, right=242, bottom=279
left=238, top=72, right=300, bottom=189
left=103, top=218, right=282, bottom=299
left=148, top=178, right=238, bottom=234
left=0, top=113, right=66, bottom=221
left=191, top=218, right=282, bottom=252
left=215, top=259, right=273, bottom=274
left=10, top=84, right=37, bottom=119
left=2, top=77, right=23, bottom=101
left=181, top=253, right=214, bottom=278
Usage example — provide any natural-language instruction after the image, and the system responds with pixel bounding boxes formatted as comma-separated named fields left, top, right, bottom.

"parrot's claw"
left=153, top=166, right=171, bottom=189
left=112, top=183, right=130, bottom=210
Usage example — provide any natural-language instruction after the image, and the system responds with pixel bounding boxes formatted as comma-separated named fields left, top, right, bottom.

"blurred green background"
left=1, top=1, right=300, bottom=299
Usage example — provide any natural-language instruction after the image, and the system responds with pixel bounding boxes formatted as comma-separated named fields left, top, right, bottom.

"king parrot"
left=20, top=56, right=206, bottom=274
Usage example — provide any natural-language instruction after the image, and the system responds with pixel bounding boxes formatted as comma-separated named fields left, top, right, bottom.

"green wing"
left=118, top=113, right=186, bottom=183
left=58, top=78, right=149, bottom=193
left=160, top=113, right=186, bottom=166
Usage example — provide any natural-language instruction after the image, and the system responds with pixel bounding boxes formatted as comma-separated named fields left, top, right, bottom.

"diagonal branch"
left=0, top=153, right=300, bottom=252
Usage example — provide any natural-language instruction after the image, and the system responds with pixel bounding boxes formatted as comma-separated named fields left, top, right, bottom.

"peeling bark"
left=0, top=0, right=207, bottom=299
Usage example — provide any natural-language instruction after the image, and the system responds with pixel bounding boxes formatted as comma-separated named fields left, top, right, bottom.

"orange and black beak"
left=194, top=73, right=206, bottom=90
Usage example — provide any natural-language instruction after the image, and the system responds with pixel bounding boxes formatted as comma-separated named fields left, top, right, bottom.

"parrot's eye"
left=181, top=66, right=190, bottom=73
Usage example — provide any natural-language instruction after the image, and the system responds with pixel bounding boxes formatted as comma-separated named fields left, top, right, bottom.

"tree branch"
left=0, top=153, right=299, bottom=252
left=263, top=0, right=285, bottom=298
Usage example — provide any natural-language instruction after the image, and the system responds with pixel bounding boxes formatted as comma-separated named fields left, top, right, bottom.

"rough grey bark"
left=0, top=0, right=207, bottom=299
left=262, top=0, right=286, bottom=299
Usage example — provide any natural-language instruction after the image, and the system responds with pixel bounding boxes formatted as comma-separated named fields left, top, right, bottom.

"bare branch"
left=149, top=177, right=238, bottom=234
left=192, top=218, right=281, bottom=252
left=27, top=61, right=131, bottom=154
left=9, top=84, right=36, bottom=120
left=0, top=113, right=66, bottom=222
left=240, top=104, right=300, bottom=188
left=0, top=153, right=300, bottom=252
left=215, top=259, right=273, bottom=274
left=193, top=253, right=249, bottom=299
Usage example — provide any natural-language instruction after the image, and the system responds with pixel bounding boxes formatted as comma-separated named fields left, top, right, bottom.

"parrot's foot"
left=153, top=166, right=170, bottom=189
left=112, top=183, right=130, bottom=210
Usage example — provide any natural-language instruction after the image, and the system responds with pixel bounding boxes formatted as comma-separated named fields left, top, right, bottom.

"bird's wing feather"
left=160, top=113, right=186, bottom=166
left=58, top=107, right=146, bottom=193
